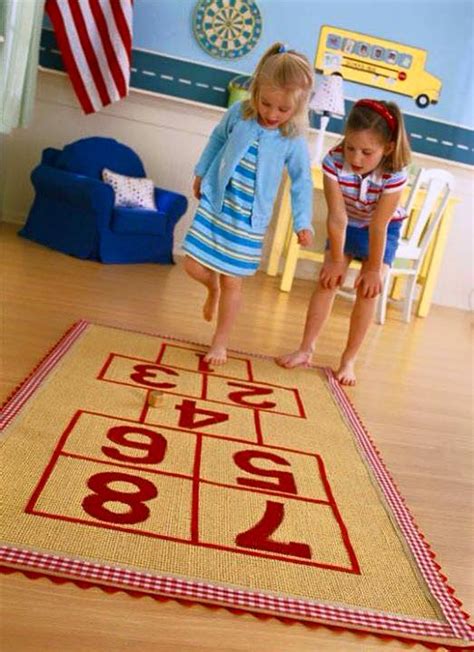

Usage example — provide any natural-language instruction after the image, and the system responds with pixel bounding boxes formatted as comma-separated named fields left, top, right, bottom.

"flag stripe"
left=78, top=0, right=120, bottom=102
left=101, top=0, right=132, bottom=81
left=110, top=0, right=133, bottom=62
left=45, top=0, right=132, bottom=114
left=89, top=0, right=127, bottom=97
left=68, top=0, right=111, bottom=107
left=45, top=0, right=96, bottom=113
left=97, top=0, right=132, bottom=90
left=48, top=0, right=106, bottom=111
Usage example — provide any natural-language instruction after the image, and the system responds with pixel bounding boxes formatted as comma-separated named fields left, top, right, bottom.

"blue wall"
left=41, top=0, right=474, bottom=164
left=133, top=0, right=474, bottom=128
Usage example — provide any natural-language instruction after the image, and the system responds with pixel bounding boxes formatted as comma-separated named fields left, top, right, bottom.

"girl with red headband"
left=277, top=98, right=411, bottom=385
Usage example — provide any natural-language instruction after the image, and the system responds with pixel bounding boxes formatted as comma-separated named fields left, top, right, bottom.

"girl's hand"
left=297, top=229, right=313, bottom=247
left=320, top=260, right=346, bottom=289
left=354, top=270, right=383, bottom=298
left=193, top=176, right=202, bottom=199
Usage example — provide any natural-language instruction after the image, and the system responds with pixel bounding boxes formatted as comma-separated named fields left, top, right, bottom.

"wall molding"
left=40, top=27, right=474, bottom=166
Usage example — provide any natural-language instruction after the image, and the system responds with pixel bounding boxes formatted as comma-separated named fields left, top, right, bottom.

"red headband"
left=354, top=99, right=397, bottom=134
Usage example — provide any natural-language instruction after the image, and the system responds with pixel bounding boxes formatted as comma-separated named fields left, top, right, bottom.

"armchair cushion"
left=103, top=168, right=156, bottom=209
left=111, top=207, right=167, bottom=236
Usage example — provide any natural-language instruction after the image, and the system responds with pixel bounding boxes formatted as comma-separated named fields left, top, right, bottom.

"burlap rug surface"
left=1, top=321, right=472, bottom=649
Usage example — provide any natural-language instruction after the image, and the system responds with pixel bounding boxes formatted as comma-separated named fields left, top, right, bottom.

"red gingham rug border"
left=1, top=320, right=473, bottom=648
left=0, top=546, right=463, bottom=640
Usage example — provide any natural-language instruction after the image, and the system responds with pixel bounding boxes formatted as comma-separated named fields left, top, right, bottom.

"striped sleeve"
left=321, top=150, right=339, bottom=181
left=382, top=168, right=408, bottom=194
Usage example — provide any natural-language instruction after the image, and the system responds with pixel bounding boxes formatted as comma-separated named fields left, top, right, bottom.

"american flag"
left=45, top=0, right=133, bottom=114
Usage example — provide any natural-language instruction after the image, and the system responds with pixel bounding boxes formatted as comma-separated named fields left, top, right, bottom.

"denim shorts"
left=326, top=220, right=403, bottom=266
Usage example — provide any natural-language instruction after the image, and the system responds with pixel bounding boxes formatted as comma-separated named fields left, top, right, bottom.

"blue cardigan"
left=194, top=101, right=313, bottom=233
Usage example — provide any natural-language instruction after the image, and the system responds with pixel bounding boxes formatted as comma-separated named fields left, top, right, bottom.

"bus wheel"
left=416, top=94, right=430, bottom=108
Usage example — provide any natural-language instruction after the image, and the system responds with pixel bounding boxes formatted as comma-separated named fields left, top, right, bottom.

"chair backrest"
left=55, top=137, right=146, bottom=180
left=400, top=168, right=454, bottom=259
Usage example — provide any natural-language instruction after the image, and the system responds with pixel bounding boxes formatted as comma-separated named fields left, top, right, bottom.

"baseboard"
left=1, top=213, right=26, bottom=226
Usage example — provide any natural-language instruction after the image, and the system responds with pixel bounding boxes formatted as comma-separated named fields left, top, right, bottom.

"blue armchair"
left=19, top=137, right=188, bottom=264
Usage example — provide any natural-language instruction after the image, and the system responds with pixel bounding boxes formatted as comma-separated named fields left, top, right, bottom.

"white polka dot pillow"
left=102, top=168, right=156, bottom=209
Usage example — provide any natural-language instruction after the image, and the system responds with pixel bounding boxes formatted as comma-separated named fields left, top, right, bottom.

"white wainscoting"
left=2, top=70, right=473, bottom=310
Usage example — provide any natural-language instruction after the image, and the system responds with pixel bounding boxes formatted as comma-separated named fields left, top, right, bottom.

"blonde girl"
left=277, top=99, right=412, bottom=385
left=182, top=42, right=314, bottom=365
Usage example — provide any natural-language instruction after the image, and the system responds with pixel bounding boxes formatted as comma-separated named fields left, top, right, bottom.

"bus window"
left=357, top=42, right=369, bottom=57
left=371, top=46, right=385, bottom=61
left=343, top=39, right=355, bottom=53
left=398, top=53, right=413, bottom=69
left=386, top=50, right=398, bottom=64
left=327, top=33, right=342, bottom=50
left=323, top=52, right=342, bottom=69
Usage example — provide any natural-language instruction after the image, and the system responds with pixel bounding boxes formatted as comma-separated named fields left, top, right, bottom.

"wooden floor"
left=1, top=222, right=472, bottom=651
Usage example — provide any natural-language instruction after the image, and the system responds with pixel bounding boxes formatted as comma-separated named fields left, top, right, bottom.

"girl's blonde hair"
left=343, top=100, right=411, bottom=171
left=241, top=42, right=313, bottom=137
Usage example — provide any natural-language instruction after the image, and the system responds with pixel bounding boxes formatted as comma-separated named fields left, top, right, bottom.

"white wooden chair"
left=375, top=167, right=454, bottom=324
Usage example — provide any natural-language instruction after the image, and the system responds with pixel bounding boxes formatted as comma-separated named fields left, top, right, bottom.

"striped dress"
left=182, top=139, right=264, bottom=277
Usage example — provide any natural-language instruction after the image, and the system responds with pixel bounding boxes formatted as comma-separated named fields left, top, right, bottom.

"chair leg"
left=403, top=275, right=417, bottom=322
left=375, top=272, right=392, bottom=324
left=280, top=234, right=300, bottom=292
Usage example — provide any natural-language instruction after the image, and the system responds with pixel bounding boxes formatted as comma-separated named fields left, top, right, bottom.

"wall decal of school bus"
left=315, top=26, right=442, bottom=108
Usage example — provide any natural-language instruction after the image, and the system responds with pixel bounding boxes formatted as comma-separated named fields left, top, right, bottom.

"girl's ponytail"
left=385, top=102, right=411, bottom=171
left=242, top=42, right=313, bottom=136
left=252, top=42, right=286, bottom=79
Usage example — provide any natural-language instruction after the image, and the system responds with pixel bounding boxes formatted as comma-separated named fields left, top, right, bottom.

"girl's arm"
left=285, top=137, right=314, bottom=234
left=194, top=102, right=241, bottom=178
left=321, top=175, right=348, bottom=289
left=355, top=190, right=403, bottom=297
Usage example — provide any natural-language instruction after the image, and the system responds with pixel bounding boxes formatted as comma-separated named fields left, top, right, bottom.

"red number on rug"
left=175, top=399, right=229, bottom=429
left=102, top=426, right=167, bottom=464
left=130, top=364, right=178, bottom=388
left=226, top=382, right=276, bottom=409
left=195, top=353, right=214, bottom=373
left=82, top=471, right=157, bottom=524
left=233, top=450, right=297, bottom=494
left=235, top=501, right=311, bottom=558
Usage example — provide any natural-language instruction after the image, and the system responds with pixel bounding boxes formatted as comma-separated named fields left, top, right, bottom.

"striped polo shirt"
left=322, top=147, right=408, bottom=228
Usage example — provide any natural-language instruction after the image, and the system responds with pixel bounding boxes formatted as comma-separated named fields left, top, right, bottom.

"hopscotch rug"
left=1, top=321, right=472, bottom=650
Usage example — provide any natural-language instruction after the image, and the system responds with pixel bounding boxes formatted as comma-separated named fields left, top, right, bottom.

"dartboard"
left=193, top=0, right=262, bottom=59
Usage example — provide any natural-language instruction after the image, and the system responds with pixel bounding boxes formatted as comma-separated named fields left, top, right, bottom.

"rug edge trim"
left=0, top=558, right=472, bottom=650
left=0, top=320, right=89, bottom=431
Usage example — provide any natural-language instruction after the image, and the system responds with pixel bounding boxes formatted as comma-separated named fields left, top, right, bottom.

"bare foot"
left=276, top=350, right=313, bottom=369
left=335, top=359, right=356, bottom=386
left=203, top=286, right=220, bottom=322
left=204, top=346, right=227, bottom=365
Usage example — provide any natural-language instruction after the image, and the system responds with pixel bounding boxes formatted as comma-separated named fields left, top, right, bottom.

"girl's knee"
left=183, top=255, right=198, bottom=275
left=184, top=256, right=216, bottom=283
left=355, top=288, right=377, bottom=302
left=220, top=274, right=242, bottom=290
left=316, top=280, right=337, bottom=295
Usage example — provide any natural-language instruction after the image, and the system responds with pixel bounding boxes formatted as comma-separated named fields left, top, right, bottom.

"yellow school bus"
left=315, top=26, right=442, bottom=108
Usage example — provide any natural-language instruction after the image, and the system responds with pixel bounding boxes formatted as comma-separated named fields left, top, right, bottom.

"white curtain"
left=0, top=0, right=45, bottom=134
